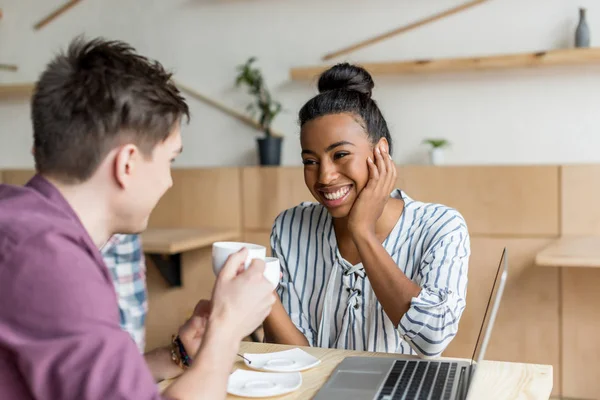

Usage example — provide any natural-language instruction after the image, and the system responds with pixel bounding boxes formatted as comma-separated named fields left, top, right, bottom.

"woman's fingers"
left=382, top=146, right=396, bottom=191
left=375, top=146, right=387, bottom=177
left=374, top=144, right=392, bottom=195
left=367, top=156, right=379, bottom=184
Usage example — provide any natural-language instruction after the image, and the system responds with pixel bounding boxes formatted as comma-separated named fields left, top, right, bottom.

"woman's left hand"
left=347, top=143, right=397, bottom=237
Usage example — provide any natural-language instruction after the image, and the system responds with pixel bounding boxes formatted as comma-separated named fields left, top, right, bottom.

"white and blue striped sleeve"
left=397, top=212, right=470, bottom=358
left=270, top=214, right=316, bottom=346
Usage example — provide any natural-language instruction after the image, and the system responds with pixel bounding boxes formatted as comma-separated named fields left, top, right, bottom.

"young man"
left=0, top=37, right=275, bottom=400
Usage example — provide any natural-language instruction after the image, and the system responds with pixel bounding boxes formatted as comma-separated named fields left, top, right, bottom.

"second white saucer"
left=227, top=369, right=302, bottom=398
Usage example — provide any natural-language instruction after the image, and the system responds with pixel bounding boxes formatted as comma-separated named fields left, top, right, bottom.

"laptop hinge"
left=461, top=364, right=476, bottom=400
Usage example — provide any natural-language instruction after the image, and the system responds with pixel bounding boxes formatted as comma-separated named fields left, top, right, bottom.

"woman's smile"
left=317, top=184, right=353, bottom=208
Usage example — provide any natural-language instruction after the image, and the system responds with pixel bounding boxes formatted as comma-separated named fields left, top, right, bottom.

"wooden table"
left=158, top=342, right=553, bottom=399
left=535, top=235, right=600, bottom=268
left=141, top=227, right=240, bottom=287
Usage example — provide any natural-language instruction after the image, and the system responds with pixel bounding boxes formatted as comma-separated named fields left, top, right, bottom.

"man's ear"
left=113, top=144, right=139, bottom=189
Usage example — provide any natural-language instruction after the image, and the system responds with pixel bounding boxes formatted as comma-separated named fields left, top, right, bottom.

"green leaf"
left=233, top=56, right=283, bottom=133
left=422, top=138, right=450, bottom=148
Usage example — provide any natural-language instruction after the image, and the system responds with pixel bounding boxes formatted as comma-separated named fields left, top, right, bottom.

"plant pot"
left=429, top=148, right=444, bottom=165
left=257, top=136, right=283, bottom=166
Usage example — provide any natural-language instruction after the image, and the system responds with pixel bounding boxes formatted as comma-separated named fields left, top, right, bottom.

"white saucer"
left=243, top=348, right=321, bottom=372
left=227, top=369, right=302, bottom=398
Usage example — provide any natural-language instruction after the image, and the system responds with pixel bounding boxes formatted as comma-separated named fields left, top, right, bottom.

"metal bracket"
left=148, top=253, right=182, bottom=288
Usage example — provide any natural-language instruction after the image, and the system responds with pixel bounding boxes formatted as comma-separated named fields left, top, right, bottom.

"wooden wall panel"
left=2, top=169, right=35, bottom=185
left=145, top=248, right=217, bottom=350
left=562, top=268, right=600, bottom=399
left=242, top=167, right=313, bottom=230
left=561, top=165, right=600, bottom=235
left=149, top=168, right=242, bottom=230
left=243, top=231, right=272, bottom=254
left=241, top=166, right=561, bottom=236
left=443, top=237, right=560, bottom=396
left=398, top=166, right=560, bottom=237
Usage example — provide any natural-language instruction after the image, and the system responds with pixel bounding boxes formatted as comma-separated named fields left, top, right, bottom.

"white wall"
left=1, top=0, right=600, bottom=168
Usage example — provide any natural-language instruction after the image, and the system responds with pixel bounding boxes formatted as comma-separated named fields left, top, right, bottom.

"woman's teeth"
left=323, top=186, right=350, bottom=200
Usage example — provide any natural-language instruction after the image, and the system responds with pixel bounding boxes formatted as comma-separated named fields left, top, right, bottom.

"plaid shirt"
left=100, top=234, right=147, bottom=353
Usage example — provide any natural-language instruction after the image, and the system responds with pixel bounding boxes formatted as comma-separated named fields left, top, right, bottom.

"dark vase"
left=575, top=8, right=591, bottom=48
left=257, top=136, right=283, bottom=166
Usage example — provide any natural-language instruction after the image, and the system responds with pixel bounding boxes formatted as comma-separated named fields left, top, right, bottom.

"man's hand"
left=179, top=299, right=211, bottom=358
left=162, top=249, right=276, bottom=400
left=208, top=248, right=276, bottom=344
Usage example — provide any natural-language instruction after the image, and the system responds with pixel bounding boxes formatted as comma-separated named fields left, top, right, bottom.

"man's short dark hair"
left=31, top=36, right=190, bottom=183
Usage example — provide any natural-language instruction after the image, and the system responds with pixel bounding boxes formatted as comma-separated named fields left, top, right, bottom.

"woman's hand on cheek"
left=347, top=143, right=397, bottom=238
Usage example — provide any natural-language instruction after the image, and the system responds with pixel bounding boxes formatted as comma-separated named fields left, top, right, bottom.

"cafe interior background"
left=1, top=0, right=600, bottom=398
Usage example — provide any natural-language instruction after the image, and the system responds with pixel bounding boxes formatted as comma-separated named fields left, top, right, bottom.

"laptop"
left=314, top=248, right=509, bottom=400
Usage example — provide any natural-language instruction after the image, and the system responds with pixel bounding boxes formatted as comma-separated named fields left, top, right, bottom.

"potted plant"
left=235, top=57, right=283, bottom=166
left=423, top=138, right=450, bottom=165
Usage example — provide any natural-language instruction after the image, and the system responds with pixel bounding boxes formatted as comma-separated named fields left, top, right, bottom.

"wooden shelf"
left=0, top=83, right=35, bottom=99
left=142, top=227, right=240, bottom=255
left=536, top=236, right=600, bottom=268
left=141, top=227, right=240, bottom=287
left=290, top=47, right=600, bottom=80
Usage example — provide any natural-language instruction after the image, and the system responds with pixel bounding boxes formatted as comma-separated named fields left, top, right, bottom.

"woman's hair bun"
left=317, top=63, right=374, bottom=99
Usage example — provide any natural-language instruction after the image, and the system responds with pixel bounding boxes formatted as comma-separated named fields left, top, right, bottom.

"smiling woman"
left=262, top=63, right=471, bottom=358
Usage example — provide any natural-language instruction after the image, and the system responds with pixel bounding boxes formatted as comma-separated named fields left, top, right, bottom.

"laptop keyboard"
left=376, top=360, right=458, bottom=400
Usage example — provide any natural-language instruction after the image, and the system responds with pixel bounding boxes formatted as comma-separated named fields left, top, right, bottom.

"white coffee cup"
left=212, top=242, right=279, bottom=288
left=264, top=257, right=281, bottom=288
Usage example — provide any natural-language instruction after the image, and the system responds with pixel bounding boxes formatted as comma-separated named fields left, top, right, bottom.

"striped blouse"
left=270, top=189, right=470, bottom=357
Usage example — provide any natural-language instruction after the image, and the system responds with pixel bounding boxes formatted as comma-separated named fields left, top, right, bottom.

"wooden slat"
left=536, top=236, right=600, bottom=268
left=561, top=165, right=600, bottom=235
left=398, top=166, right=560, bottom=236
left=322, top=0, right=488, bottom=61
left=141, top=227, right=240, bottom=254
left=242, top=167, right=314, bottom=231
left=443, top=238, right=560, bottom=397
left=291, top=47, right=600, bottom=80
left=174, top=81, right=283, bottom=138
left=0, top=64, right=18, bottom=72
left=562, top=268, right=600, bottom=399
left=2, top=169, right=35, bottom=186
left=34, top=0, right=82, bottom=30
left=149, top=168, right=242, bottom=230
left=0, top=84, right=34, bottom=99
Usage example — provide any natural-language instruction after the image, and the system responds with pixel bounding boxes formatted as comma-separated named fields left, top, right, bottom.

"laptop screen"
left=469, top=247, right=508, bottom=365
